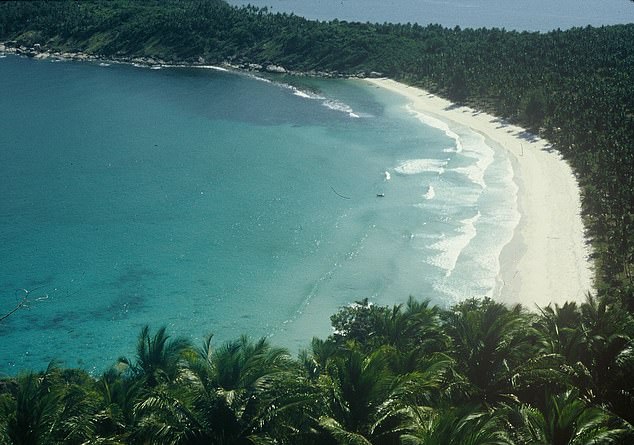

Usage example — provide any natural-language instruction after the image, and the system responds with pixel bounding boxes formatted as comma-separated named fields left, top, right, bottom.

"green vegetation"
left=1, top=1, right=633, bottom=442
left=1, top=298, right=633, bottom=443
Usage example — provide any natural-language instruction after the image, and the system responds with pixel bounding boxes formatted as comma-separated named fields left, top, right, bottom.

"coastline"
left=366, top=78, right=594, bottom=308
left=0, top=42, right=362, bottom=79
left=1, top=44, right=595, bottom=308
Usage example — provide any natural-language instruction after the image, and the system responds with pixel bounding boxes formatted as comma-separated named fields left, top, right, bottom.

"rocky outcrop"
left=0, top=41, right=360, bottom=80
left=265, top=64, right=287, bottom=74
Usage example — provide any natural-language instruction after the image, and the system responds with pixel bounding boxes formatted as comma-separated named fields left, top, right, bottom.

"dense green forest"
left=1, top=298, right=633, bottom=443
left=1, top=0, right=633, bottom=443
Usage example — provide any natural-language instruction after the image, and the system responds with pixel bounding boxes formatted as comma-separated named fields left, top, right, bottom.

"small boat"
left=376, top=193, right=385, bottom=198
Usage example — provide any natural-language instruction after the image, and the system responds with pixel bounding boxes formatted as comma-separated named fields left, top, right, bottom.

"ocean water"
left=227, top=0, right=634, bottom=31
left=0, top=56, right=517, bottom=374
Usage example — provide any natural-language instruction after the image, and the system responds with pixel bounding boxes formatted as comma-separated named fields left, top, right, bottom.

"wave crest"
left=424, top=185, right=435, bottom=200
left=429, top=211, right=481, bottom=277
left=395, top=158, right=447, bottom=175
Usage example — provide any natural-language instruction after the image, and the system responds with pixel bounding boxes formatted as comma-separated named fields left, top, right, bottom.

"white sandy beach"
left=367, top=78, right=593, bottom=308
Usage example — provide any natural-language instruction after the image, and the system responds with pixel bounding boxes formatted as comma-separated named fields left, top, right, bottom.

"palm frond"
left=319, top=416, right=373, bottom=445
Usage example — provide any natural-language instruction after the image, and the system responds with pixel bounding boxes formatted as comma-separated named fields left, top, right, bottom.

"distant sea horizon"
left=227, top=0, right=634, bottom=32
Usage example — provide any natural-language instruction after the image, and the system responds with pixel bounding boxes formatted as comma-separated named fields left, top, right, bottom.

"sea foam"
left=279, top=83, right=325, bottom=100
left=274, top=80, right=361, bottom=118
left=423, top=185, right=435, bottom=200
left=322, top=99, right=360, bottom=118
left=429, top=211, right=481, bottom=277
left=404, top=105, right=498, bottom=189
left=406, top=105, right=463, bottom=153
left=453, top=132, right=495, bottom=188
left=186, top=65, right=230, bottom=72
left=293, top=89, right=316, bottom=99
left=395, top=158, right=447, bottom=175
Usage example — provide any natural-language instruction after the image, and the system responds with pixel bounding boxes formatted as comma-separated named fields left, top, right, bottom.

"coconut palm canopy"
left=1, top=297, right=633, bottom=444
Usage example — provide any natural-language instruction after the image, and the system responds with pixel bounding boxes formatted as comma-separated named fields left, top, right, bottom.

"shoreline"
left=366, top=78, right=594, bottom=308
left=1, top=44, right=595, bottom=308
left=0, top=42, right=369, bottom=79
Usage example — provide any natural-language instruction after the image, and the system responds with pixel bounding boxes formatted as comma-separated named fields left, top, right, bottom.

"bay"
left=0, top=56, right=516, bottom=373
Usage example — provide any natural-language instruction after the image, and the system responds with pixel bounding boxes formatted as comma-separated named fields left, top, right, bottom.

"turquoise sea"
left=0, top=55, right=518, bottom=374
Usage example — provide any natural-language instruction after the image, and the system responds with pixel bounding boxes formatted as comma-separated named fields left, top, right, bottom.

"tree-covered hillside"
left=1, top=1, right=633, bottom=443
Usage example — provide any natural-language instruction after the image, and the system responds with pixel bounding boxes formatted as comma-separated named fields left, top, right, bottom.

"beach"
left=366, top=78, right=594, bottom=308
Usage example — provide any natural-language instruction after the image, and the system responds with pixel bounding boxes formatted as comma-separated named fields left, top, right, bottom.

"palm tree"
left=536, top=302, right=584, bottom=362
left=133, top=325, right=193, bottom=388
left=329, top=298, right=448, bottom=359
left=325, top=298, right=452, bottom=379
left=188, top=335, right=303, bottom=443
left=442, top=298, right=539, bottom=406
left=378, top=298, right=453, bottom=379
left=510, top=390, right=625, bottom=444
left=0, top=362, right=63, bottom=445
left=132, top=385, right=203, bottom=445
left=92, top=361, right=143, bottom=442
left=375, top=297, right=449, bottom=359
left=317, top=345, right=405, bottom=445
left=1, top=363, right=132, bottom=445
left=402, top=405, right=513, bottom=445
left=532, top=295, right=634, bottom=423
left=321, top=346, right=397, bottom=440
left=133, top=334, right=307, bottom=444
left=300, top=336, right=341, bottom=380
left=578, top=295, right=634, bottom=423
left=317, top=344, right=451, bottom=445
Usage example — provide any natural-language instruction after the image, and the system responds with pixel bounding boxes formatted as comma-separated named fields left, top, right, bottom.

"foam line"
left=406, top=104, right=463, bottom=153
left=429, top=211, right=481, bottom=277
left=423, top=184, right=435, bottom=200
left=395, top=158, right=447, bottom=175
